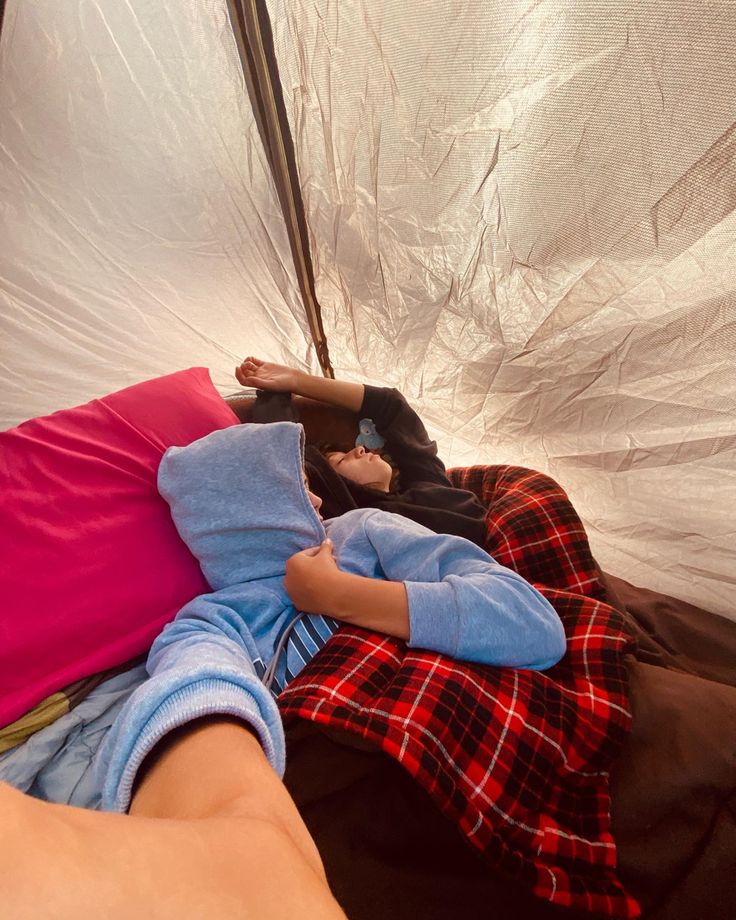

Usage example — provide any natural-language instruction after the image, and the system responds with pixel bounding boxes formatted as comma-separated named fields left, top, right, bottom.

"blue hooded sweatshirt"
left=96, top=422, right=565, bottom=812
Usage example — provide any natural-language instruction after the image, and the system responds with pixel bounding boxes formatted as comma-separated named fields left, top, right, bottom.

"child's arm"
left=236, top=356, right=364, bottom=412
left=285, top=540, right=410, bottom=639
left=288, top=514, right=567, bottom=671
left=236, top=357, right=461, bottom=490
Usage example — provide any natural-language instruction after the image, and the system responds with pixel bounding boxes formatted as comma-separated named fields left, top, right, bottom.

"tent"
left=1, top=0, right=735, bottom=622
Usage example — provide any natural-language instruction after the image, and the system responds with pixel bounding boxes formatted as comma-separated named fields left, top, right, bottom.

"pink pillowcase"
left=0, top=368, right=239, bottom=729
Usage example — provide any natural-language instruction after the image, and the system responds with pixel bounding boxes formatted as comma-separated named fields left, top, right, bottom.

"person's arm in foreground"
left=95, top=590, right=288, bottom=812
left=236, top=355, right=364, bottom=412
left=286, top=515, right=567, bottom=670
left=0, top=718, right=346, bottom=920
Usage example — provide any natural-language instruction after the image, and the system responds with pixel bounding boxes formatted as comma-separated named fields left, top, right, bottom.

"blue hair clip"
left=355, top=418, right=385, bottom=450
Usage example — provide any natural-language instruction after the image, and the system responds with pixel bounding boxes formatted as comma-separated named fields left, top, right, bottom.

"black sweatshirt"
left=253, top=385, right=488, bottom=547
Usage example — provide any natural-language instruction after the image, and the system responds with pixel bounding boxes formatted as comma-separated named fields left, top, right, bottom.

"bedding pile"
left=279, top=465, right=639, bottom=917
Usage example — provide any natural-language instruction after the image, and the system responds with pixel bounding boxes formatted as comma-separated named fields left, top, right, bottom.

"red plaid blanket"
left=278, top=465, right=639, bottom=918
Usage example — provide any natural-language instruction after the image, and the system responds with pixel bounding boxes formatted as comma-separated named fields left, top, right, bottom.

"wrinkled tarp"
left=268, top=0, right=736, bottom=617
left=1, top=0, right=734, bottom=617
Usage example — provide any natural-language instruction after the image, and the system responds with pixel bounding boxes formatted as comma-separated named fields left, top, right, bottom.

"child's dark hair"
left=316, top=440, right=352, bottom=457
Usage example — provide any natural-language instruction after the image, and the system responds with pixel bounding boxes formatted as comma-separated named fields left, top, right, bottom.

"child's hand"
left=235, top=356, right=302, bottom=392
left=285, top=539, right=344, bottom=615
left=286, top=541, right=410, bottom=637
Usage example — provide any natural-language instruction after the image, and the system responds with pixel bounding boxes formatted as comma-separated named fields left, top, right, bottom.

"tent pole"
left=225, top=0, right=335, bottom=378
left=0, top=0, right=10, bottom=41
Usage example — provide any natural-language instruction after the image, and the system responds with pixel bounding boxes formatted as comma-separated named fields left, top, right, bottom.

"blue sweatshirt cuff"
left=99, top=678, right=285, bottom=813
left=405, top=581, right=459, bottom=658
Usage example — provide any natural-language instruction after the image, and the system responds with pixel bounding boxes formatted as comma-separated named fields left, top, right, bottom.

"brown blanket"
left=606, top=575, right=736, bottom=919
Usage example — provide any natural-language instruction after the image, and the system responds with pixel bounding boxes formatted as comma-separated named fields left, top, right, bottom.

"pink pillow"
left=0, top=368, right=239, bottom=729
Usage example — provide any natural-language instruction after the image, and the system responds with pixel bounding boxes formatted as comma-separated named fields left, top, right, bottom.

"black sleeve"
left=360, top=386, right=451, bottom=488
left=251, top=390, right=299, bottom=424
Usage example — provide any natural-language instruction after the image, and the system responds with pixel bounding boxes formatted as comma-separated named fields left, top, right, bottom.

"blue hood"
left=158, top=422, right=326, bottom=590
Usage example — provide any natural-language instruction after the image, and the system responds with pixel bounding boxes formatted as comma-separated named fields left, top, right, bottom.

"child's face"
left=326, top=446, right=392, bottom=491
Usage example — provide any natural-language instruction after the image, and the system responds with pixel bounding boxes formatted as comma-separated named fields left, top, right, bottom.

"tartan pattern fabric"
left=451, top=464, right=609, bottom=600
left=278, top=465, right=639, bottom=918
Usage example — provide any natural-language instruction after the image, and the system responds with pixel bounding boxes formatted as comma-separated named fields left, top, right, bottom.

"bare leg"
left=1, top=717, right=346, bottom=919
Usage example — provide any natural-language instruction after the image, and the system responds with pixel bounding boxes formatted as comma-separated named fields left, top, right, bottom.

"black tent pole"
left=225, top=0, right=335, bottom=378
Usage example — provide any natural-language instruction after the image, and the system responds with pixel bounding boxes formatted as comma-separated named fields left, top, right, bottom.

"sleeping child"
left=97, top=421, right=566, bottom=812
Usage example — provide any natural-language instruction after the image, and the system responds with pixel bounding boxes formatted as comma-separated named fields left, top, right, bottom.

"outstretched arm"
left=9, top=589, right=347, bottom=919
left=96, top=591, right=287, bottom=813
left=236, top=358, right=457, bottom=490
left=0, top=719, right=346, bottom=920
left=236, top=356, right=364, bottom=413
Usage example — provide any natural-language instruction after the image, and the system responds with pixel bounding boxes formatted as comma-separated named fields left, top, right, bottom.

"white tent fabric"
left=0, top=0, right=314, bottom=424
left=269, top=0, right=736, bottom=618
left=1, top=0, right=735, bottom=618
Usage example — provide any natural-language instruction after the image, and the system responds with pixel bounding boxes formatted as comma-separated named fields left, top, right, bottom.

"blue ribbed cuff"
left=404, top=581, right=458, bottom=658
left=105, top=678, right=283, bottom=813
